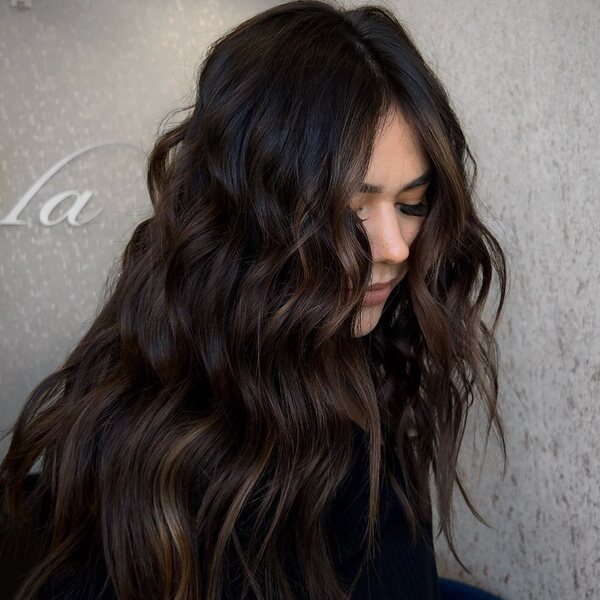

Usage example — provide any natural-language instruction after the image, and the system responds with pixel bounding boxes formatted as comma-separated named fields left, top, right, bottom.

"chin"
left=352, top=303, right=385, bottom=338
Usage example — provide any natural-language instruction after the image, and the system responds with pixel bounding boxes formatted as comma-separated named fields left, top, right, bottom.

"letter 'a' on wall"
left=0, top=142, right=146, bottom=227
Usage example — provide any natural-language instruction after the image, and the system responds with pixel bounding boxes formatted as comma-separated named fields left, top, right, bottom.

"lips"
left=362, top=278, right=396, bottom=307
left=367, top=279, right=396, bottom=291
left=346, top=275, right=400, bottom=294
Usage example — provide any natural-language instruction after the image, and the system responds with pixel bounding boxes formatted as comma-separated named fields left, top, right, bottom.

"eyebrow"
left=359, top=169, right=433, bottom=195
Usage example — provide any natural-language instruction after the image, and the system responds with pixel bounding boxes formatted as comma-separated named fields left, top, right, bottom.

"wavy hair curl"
left=1, top=2, right=508, bottom=599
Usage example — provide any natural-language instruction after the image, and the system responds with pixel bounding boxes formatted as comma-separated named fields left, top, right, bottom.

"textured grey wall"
left=0, top=1, right=598, bottom=599
left=392, top=2, right=600, bottom=598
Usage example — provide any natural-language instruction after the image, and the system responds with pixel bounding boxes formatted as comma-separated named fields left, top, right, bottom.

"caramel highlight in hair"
left=1, top=2, right=508, bottom=599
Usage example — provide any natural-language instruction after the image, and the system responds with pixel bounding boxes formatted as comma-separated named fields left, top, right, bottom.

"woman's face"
left=350, top=108, right=431, bottom=337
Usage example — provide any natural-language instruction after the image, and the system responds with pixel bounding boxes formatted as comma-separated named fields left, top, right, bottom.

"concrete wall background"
left=0, top=1, right=598, bottom=598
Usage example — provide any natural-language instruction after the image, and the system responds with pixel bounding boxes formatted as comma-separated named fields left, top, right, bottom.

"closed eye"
left=352, top=189, right=432, bottom=221
left=397, top=200, right=430, bottom=217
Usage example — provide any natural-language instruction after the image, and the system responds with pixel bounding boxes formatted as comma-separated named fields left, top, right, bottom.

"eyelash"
left=354, top=198, right=431, bottom=220
left=397, top=200, right=430, bottom=217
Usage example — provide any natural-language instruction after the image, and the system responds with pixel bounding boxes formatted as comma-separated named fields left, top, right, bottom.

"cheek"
left=402, top=219, right=425, bottom=244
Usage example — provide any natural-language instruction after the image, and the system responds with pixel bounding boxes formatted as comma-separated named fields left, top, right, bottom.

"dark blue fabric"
left=439, top=577, right=504, bottom=600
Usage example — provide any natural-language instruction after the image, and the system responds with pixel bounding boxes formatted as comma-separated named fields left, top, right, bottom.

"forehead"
left=365, top=108, right=429, bottom=184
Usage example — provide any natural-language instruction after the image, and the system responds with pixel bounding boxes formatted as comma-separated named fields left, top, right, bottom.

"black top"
left=2, top=422, right=440, bottom=599
left=328, top=421, right=441, bottom=599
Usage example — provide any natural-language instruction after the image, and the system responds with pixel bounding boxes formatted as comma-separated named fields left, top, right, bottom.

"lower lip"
left=362, top=282, right=393, bottom=307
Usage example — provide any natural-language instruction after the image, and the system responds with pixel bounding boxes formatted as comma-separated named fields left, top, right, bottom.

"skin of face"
left=350, top=108, right=431, bottom=338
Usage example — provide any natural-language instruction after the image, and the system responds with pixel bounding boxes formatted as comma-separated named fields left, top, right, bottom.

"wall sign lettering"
left=0, top=142, right=143, bottom=227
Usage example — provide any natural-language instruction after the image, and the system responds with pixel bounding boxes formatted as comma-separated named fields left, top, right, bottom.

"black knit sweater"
left=327, top=421, right=441, bottom=599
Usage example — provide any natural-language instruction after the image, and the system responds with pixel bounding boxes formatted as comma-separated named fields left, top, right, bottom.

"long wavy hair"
left=1, top=1, right=508, bottom=599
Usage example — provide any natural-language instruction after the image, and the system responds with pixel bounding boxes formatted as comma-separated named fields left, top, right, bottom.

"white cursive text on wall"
left=0, top=141, right=143, bottom=227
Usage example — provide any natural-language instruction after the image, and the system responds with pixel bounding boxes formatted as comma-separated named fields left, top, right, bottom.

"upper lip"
left=367, top=278, right=397, bottom=291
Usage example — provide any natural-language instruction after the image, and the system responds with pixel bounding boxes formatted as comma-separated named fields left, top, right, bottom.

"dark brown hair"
left=1, top=1, right=508, bottom=599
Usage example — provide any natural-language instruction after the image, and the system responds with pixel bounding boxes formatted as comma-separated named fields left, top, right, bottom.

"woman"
left=0, top=1, right=508, bottom=599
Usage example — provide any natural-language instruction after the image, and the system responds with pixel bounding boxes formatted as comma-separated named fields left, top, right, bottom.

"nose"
left=365, top=206, right=411, bottom=265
